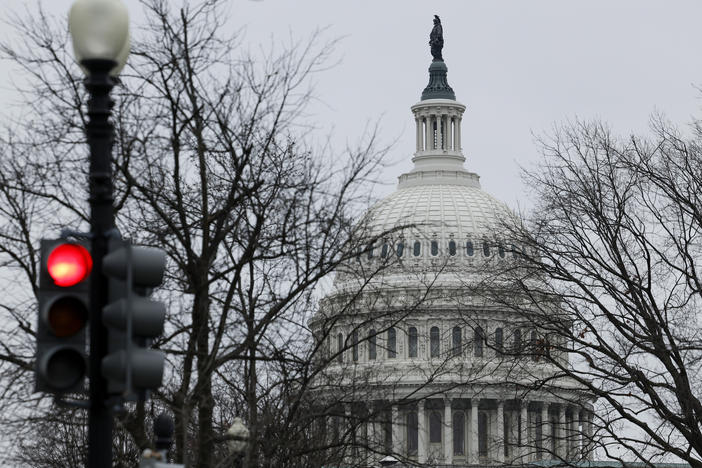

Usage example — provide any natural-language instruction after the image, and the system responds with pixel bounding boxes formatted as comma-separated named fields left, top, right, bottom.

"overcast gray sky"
left=2, top=0, right=702, bottom=211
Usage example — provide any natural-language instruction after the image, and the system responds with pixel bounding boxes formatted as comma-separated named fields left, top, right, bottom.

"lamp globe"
left=226, top=417, right=249, bottom=455
left=68, top=0, right=129, bottom=75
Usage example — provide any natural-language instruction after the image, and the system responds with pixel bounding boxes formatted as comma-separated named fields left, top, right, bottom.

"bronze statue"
left=429, top=15, right=443, bottom=61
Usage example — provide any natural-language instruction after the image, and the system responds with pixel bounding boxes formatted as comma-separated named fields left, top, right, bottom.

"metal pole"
left=83, top=57, right=118, bottom=468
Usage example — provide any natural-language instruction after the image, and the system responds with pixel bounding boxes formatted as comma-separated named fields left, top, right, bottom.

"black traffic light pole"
left=84, top=58, right=118, bottom=468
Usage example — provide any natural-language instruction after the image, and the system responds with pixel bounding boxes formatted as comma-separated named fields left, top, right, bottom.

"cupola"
left=400, top=15, right=479, bottom=189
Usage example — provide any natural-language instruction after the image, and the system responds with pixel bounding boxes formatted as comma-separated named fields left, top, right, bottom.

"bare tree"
left=0, top=1, right=407, bottom=466
left=486, top=118, right=702, bottom=467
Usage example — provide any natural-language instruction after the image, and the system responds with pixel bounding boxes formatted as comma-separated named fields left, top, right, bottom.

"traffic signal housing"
left=102, top=236, right=167, bottom=400
left=36, top=239, right=92, bottom=393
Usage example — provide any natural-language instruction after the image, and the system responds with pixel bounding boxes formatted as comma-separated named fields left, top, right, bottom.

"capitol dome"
left=313, top=16, right=594, bottom=468
left=333, top=89, right=519, bottom=292
left=366, top=182, right=513, bottom=241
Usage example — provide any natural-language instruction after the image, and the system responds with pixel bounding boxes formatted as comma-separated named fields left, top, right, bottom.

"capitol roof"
left=365, top=181, right=513, bottom=240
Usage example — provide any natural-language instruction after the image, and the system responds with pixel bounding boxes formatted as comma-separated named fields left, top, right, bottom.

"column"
left=569, top=409, right=578, bottom=460
left=541, top=403, right=550, bottom=460
left=429, top=116, right=436, bottom=150
left=577, top=410, right=585, bottom=459
left=520, top=403, right=529, bottom=461
left=391, top=404, right=402, bottom=456
left=346, top=404, right=354, bottom=461
left=339, top=403, right=356, bottom=463
left=496, top=401, right=505, bottom=463
left=367, top=403, right=377, bottom=457
left=415, top=117, right=422, bottom=152
left=444, top=398, right=453, bottom=464
left=447, top=115, right=453, bottom=151
left=423, top=116, right=429, bottom=152
left=456, top=117, right=462, bottom=150
left=579, top=409, right=588, bottom=461
left=323, top=413, right=330, bottom=451
left=557, top=405, right=566, bottom=459
left=418, top=400, right=427, bottom=463
left=585, top=410, right=594, bottom=461
left=470, top=400, right=479, bottom=464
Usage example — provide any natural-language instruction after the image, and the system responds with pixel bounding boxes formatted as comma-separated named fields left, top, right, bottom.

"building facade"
left=312, top=20, right=595, bottom=467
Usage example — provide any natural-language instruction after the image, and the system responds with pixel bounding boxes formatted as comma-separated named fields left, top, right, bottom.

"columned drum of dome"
left=310, top=16, right=595, bottom=467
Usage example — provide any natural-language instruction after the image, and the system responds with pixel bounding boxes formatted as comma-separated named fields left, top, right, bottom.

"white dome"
left=331, top=97, right=520, bottom=290
left=330, top=175, right=517, bottom=292
left=365, top=183, right=513, bottom=240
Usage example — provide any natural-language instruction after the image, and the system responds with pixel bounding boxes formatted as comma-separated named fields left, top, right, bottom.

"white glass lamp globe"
left=68, top=0, right=130, bottom=75
left=111, top=35, right=130, bottom=76
left=226, top=417, right=249, bottom=454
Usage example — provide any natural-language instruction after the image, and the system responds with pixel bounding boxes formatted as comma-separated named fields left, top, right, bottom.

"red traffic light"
left=47, top=243, right=93, bottom=287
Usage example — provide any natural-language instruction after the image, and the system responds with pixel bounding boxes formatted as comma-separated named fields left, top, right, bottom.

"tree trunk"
left=194, top=288, right=214, bottom=468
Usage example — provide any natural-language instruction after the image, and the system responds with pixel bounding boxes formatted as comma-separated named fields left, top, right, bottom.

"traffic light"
left=101, top=236, right=167, bottom=399
left=36, top=239, right=92, bottom=393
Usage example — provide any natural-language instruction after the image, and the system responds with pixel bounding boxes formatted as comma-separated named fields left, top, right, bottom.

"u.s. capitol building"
left=311, top=17, right=595, bottom=467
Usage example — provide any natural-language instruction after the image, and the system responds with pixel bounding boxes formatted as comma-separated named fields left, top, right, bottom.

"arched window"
left=483, top=241, right=491, bottom=257
left=535, top=333, right=551, bottom=360
left=337, top=333, right=343, bottom=363
left=408, top=327, right=418, bottom=358
left=452, top=326, right=462, bottom=356
left=495, top=327, right=504, bottom=355
left=369, top=329, right=377, bottom=360
left=514, top=329, right=522, bottom=354
left=381, top=243, right=389, bottom=258
left=498, top=244, right=505, bottom=258
left=466, top=240, right=474, bottom=256
left=367, top=243, right=374, bottom=259
left=449, top=240, right=457, bottom=256
left=413, top=241, right=421, bottom=257
left=431, top=240, right=439, bottom=256
left=429, top=411, right=442, bottom=443
left=430, top=326, right=440, bottom=358
left=387, top=327, right=397, bottom=358
left=352, top=330, right=358, bottom=362
left=474, top=327, right=484, bottom=357
left=396, top=242, right=404, bottom=257
left=453, top=411, right=465, bottom=455
left=407, top=411, right=418, bottom=455
left=478, top=411, right=488, bottom=457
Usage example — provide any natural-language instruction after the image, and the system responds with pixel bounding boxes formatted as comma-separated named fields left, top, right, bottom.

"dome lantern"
left=404, top=15, right=474, bottom=188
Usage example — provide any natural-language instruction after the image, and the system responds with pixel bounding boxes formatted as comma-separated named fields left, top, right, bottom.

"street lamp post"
left=68, top=1, right=129, bottom=466
left=227, top=418, right=250, bottom=468
left=139, top=413, right=185, bottom=468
